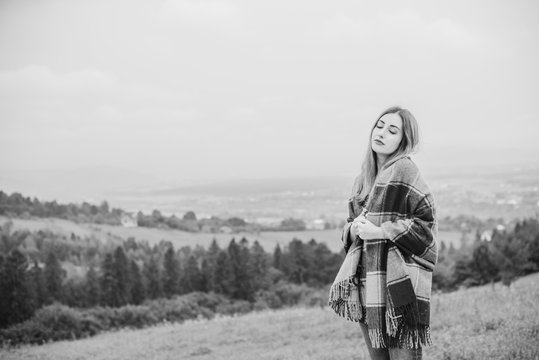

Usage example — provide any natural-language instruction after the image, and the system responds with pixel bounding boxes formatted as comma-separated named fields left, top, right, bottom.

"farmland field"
left=0, top=216, right=463, bottom=253
left=2, top=273, right=538, bottom=360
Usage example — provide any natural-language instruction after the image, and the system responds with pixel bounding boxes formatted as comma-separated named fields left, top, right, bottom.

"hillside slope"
left=2, top=273, right=538, bottom=360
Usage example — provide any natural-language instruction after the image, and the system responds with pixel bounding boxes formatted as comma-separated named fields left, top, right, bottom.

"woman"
left=328, top=106, right=438, bottom=360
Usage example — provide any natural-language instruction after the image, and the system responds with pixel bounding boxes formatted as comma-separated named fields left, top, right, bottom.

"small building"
left=121, top=213, right=138, bottom=228
left=306, top=219, right=326, bottom=230
left=480, top=230, right=492, bottom=242
left=219, top=226, right=232, bottom=234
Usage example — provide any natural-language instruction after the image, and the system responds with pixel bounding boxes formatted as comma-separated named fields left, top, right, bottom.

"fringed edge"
left=327, top=280, right=364, bottom=322
left=385, top=325, right=433, bottom=349
left=368, top=328, right=386, bottom=348
left=389, top=301, right=419, bottom=329
left=385, top=305, right=401, bottom=337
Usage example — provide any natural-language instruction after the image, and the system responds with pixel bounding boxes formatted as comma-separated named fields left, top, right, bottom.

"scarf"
left=328, top=154, right=438, bottom=349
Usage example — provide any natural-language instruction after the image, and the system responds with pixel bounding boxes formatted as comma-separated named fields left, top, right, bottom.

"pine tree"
left=0, top=250, right=34, bottom=327
left=273, top=244, right=282, bottom=270
left=163, top=246, right=180, bottom=297
left=250, top=240, right=269, bottom=291
left=113, top=246, right=131, bottom=305
left=205, top=239, right=221, bottom=292
left=184, top=255, right=202, bottom=292
left=27, top=260, right=47, bottom=309
left=130, top=260, right=145, bottom=305
left=85, top=266, right=100, bottom=307
left=228, top=238, right=254, bottom=301
left=100, top=253, right=116, bottom=306
left=213, top=250, right=234, bottom=296
left=200, top=259, right=210, bottom=292
left=286, top=238, right=308, bottom=284
left=144, top=256, right=162, bottom=299
left=43, top=251, right=65, bottom=302
left=472, top=242, right=499, bottom=284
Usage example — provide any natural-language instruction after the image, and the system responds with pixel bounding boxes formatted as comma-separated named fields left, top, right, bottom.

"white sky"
left=1, top=0, right=538, bottom=185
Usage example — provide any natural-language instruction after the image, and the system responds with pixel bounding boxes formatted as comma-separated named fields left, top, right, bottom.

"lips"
left=374, top=139, right=384, bottom=145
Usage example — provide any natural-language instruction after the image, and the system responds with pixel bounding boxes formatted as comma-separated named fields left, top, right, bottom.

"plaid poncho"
left=328, top=154, right=438, bottom=349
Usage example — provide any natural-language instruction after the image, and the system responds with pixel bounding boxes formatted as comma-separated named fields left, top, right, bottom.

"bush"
left=0, top=286, right=328, bottom=348
left=272, top=281, right=314, bottom=306
left=215, top=300, right=253, bottom=315
left=253, top=290, right=283, bottom=310
left=109, top=306, right=158, bottom=329
left=0, top=303, right=101, bottom=346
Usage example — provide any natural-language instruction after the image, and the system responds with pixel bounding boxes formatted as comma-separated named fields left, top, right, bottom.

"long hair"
left=354, top=106, right=420, bottom=201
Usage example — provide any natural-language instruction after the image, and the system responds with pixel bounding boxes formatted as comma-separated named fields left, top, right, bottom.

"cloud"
left=0, top=65, right=201, bottom=141
left=0, top=65, right=117, bottom=96
left=161, top=0, right=241, bottom=27
left=320, top=11, right=481, bottom=51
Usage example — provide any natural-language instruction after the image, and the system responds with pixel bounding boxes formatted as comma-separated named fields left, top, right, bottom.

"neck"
left=376, top=154, right=388, bottom=172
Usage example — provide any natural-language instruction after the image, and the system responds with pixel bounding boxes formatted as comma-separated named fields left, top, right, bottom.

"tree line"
left=1, top=214, right=539, bottom=345
left=433, top=218, right=539, bottom=290
left=0, top=191, right=318, bottom=232
left=0, top=221, right=342, bottom=329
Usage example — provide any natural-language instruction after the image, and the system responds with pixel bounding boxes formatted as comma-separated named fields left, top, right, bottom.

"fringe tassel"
left=328, top=279, right=364, bottom=322
left=368, top=328, right=386, bottom=348
left=393, top=302, right=419, bottom=329
left=385, top=325, right=432, bottom=349
left=385, top=306, right=401, bottom=337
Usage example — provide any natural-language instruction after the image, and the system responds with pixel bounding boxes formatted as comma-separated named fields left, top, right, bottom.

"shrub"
left=0, top=303, right=101, bottom=346
left=253, top=290, right=283, bottom=310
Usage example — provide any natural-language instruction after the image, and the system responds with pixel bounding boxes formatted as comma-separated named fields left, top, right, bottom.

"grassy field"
left=2, top=273, right=538, bottom=360
left=0, top=216, right=462, bottom=253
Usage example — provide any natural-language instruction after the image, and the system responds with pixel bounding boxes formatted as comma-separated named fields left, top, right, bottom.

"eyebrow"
left=378, top=119, right=401, bottom=130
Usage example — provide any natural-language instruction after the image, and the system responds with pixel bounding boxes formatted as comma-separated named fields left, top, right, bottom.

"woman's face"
left=371, top=113, right=403, bottom=156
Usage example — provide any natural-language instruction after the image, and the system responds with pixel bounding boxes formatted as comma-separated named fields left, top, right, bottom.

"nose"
left=374, top=126, right=386, bottom=138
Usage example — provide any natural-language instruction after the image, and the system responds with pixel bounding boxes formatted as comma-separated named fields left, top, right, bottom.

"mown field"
left=0, top=216, right=462, bottom=253
left=2, top=273, right=537, bottom=360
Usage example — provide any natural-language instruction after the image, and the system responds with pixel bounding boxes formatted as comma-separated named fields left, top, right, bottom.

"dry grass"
left=2, top=274, right=538, bottom=360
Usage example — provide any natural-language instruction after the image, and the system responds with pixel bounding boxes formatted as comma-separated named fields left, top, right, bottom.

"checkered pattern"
left=329, top=154, right=438, bottom=349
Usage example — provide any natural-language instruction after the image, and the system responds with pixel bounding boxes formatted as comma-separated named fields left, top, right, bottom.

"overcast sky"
left=1, top=0, right=538, bottom=188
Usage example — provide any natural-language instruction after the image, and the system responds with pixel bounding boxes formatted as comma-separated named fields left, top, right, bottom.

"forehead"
left=379, top=113, right=402, bottom=127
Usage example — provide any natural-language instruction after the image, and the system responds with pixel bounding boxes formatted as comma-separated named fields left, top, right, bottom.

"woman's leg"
left=358, top=322, right=390, bottom=360
left=388, top=346, right=422, bottom=360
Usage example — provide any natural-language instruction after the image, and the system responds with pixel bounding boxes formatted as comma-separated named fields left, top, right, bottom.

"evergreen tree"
left=100, top=253, right=116, bottom=306
left=63, top=278, right=87, bottom=308
left=85, top=266, right=100, bottom=307
left=250, top=240, right=269, bottom=291
left=312, top=241, right=341, bottom=286
left=0, top=250, right=34, bottom=327
left=472, top=242, right=499, bottom=284
left=452, top=254, right=478, bottom=287
left=273, top=244, right=282, bottom=270
left=163, top=246, right=180, bottom=297
left=184, top=255, right=202, bottom=292
left=43, top=251, right=65, bottom=302
left=285, top=238, right=309, bottom=284
left=205, top=239, right=221, bottom=292
left=113, top=246, right=131, bottom=305
left=200, top=258, right=210, bottom=292
left=130, top=260, right=145, bottom=305
left=27, top=260, right=47, bottom=309
left=144, top=256, right=162, bottom=299
left=228, top=238, right=254, bottom=301
left=213, top=250, right=234, bottom=296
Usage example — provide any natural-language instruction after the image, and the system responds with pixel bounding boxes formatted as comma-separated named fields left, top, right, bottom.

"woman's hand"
left=351, top=216, right=384, bottom=240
